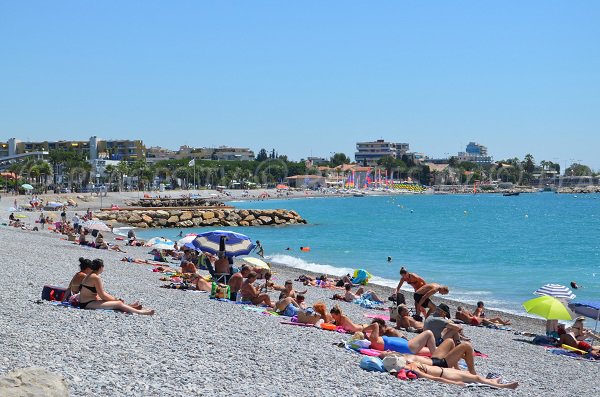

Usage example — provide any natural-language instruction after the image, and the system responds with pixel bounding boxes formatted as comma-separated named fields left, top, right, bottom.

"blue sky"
left=1, top=1, right=599, bottom=168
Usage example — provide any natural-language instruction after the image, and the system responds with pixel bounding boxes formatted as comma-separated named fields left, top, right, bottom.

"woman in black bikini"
left=63, top=257, right=93, bottom=302
left=79, top=259, right=155, bottom=315
left=404, top=359, right=518, bottom=388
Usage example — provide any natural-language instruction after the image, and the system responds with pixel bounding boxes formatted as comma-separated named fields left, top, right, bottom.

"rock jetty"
left=126, top=198, right=226, bottom=207
left=95, top=208, right=307, bottom=228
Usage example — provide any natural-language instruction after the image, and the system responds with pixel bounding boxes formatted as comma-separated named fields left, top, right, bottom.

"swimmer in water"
left=570, top=281, right=581, bottom=289
left=387, top=256, right=392, bottom=262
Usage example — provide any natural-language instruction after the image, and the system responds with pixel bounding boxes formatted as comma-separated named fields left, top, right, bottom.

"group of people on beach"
left=52, top=222, right=600, bottom=390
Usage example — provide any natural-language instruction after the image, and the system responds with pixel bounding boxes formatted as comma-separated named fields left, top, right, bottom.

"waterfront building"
left=355, top=139, right=410, bottom=166
left=175, top=146, right=255, bottom=161
left=3, top=137, right=146, bottom=162
left=455, top=142, right=493, bottom=165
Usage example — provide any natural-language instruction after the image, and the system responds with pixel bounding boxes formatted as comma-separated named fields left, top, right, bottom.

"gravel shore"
left=0, top=216, right=597, bottom=396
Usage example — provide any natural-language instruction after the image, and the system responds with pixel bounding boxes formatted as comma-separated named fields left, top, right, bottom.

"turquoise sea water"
left=137, top=193, right=600, bottom=316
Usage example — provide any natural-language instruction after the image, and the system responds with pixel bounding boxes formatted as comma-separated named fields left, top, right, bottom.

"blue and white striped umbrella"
left=192, top=230, right=255, bottom=257
left=533, top=284, right=576, bottom=300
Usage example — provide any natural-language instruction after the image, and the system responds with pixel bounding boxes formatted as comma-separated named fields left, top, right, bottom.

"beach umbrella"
left=151, top=241, right=176, bottom=251
left=177, top=234, right=198, bottom=246
left=46, top=202, right=63, bottom=208
left=568, top=300, right=600, bottom=331
left=192, top=230, right=255, bottom=257
left=81, top=220, right=111, bottom=232
left=533, top=284, right=576, bottom=300
left=145, top=237, right=172, bottom=247
left=239, top=256, right=270, bottom=270
left=523, top=295, right=572, bottom=321
left=113, top=226, right=136, bottom=237
left=21, top=184, right=34, bottom=190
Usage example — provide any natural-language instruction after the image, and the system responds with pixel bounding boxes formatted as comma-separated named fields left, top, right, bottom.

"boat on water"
left=503, top=192, right=520, bottom=196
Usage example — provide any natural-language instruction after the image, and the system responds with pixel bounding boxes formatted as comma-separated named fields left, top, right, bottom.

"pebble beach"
left=0, top=192, right=598, bottom=396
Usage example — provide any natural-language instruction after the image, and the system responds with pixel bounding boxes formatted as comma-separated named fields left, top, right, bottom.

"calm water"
left=137, top=193, right=600, bottom=315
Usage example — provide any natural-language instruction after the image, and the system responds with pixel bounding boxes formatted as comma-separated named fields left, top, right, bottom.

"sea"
left=136, top=193, right=600, bottom=318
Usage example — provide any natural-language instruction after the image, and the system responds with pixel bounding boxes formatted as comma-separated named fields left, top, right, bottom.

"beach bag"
left=210, top=282, right=230, bottom=300
left=41, top=285, right=67, bottom=302
left=359, top=356, right=385, bottom=372
left=389, top=306, right=398, bottom=322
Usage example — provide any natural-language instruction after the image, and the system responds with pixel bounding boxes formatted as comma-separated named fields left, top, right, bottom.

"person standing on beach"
left=253, top=240, right=264, bottom=258
left=395, top=267, right=427, bottom=316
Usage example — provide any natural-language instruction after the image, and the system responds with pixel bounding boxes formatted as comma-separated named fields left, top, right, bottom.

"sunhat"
left=382, top=355, right=407, bottom=373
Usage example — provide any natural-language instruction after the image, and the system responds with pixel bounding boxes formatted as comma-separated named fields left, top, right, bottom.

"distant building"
left=455, top=142, right=492, bottom=165
left=174, top=146, right=255, bottom=161
left=4, top=136, right=146, bottom=162
left=355, top=139, right=410, bottom=166
left=286, top=174, right=325, bottom=188
left=306, top=157, right=328, bottom=166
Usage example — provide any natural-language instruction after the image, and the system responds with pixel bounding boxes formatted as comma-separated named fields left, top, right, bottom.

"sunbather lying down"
left=379, top=338, right=477, bottom=375
left=399, top=357, right=518, bottom=389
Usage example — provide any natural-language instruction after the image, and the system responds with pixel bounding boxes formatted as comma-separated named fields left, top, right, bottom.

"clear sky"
left=1, top=1, right=599, bottom=168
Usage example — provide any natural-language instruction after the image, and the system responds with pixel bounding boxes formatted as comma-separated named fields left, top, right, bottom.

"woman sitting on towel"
left=240, top=271, right=274, bottom=308
left=78, top=259, right=155, bottom=315
left=362, top=321, right=437, bottom=354
left=63, top=257, right=93, bottom=301
left=560, top=316, right=600, bottom=351
left=330, top=305, right=367, bottom=333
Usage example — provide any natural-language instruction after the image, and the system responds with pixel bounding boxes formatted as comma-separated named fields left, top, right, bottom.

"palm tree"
left=36, top=161, right=52, bottom=191
left=116, top=161, right=130, bottom=191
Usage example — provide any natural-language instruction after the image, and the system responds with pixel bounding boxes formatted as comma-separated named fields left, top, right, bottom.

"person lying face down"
left=330, top=305, right=367, bottom=333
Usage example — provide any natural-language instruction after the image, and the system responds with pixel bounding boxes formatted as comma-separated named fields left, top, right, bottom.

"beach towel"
left=547, top=348, right=600, bottom=362
left=48, top=301, right=118, bottom=313
left=364, top=314, right=391, bottom=321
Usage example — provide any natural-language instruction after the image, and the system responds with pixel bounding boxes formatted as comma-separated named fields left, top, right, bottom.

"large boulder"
left=0, top=367, right=69, bottom=397
left=180, top=211, right=193, bottom=221
left=128, top=213, right=142, bottom=223
left=258, top=216, right=273, bottom=225
left=238, top=220, right=249, bottom=227
left=167, top=215, right=179, bottom=225
left=155, top=210, right=170, bottom=219
left=243, top=214, right=255, bottom=222
left=202, top=211, right=215, bottom=220
left=157, top=218, right=168, bottom=227
left=141, top=214, right=153, bottom=225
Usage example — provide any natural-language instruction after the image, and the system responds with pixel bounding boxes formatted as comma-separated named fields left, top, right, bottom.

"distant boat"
left=503, top=192, right=520, bottom=196
left=353, top=193, right=365, bottom=197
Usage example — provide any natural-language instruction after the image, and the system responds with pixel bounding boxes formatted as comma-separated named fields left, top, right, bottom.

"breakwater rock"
left=557, top=186, right=600, bottom=194
left=126, top=198, right=226, bottom=207
left=96, top=208, right=307, bottom=228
